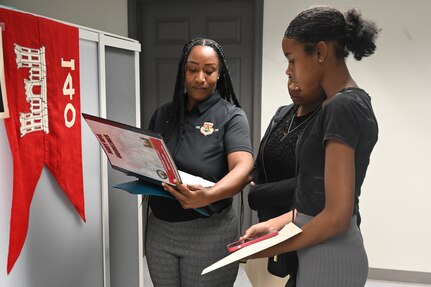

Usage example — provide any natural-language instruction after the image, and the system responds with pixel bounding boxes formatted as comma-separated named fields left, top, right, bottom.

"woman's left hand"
left=162, top=179, right=212, bottom=209
left=241, top=221, right=277, bottom=242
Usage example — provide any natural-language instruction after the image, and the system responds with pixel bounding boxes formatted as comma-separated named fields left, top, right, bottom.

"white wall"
left=0, top=0, right=128, bottom=37
left=263, top=0, right=431, bottom=273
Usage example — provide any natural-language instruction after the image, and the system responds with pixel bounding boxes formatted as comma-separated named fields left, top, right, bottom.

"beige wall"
left=262, top=0, right=431, bottom=274
left=0, top=0, right=128, bottom=36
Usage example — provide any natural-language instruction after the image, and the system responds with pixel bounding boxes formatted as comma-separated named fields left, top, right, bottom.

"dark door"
left=136, top=0, right=260, bottom=136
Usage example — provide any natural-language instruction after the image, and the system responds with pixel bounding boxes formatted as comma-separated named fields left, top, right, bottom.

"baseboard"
left=368, top=268, right=431, bottom=285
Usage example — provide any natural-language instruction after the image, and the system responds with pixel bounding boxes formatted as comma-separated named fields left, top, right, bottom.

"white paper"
left=201, top=222, right=302, bottom=275
left=178, top=170, right=214, bottom=187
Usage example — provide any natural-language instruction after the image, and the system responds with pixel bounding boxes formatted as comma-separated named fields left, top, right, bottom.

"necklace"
left=280, top=106, right=321, bottom=141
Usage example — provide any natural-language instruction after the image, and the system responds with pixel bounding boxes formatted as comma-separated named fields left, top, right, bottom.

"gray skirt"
left=295, top=213, right=368, bottom=287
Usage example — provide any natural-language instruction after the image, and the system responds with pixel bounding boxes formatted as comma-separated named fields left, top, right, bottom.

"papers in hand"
left=178, top=171, right=214, bottom=187
left=201, top=223, right=302, bottom=275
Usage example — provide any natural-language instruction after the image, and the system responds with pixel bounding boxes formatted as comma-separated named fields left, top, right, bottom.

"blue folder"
left=112, top=180, right=209, bottom=217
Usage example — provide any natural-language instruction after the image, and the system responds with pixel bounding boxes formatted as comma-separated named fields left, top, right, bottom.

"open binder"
left=82, top=113, right=213, bottom=216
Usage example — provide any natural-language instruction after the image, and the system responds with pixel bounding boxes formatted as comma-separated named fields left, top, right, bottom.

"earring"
left=318, top=59, right=323, bottom=63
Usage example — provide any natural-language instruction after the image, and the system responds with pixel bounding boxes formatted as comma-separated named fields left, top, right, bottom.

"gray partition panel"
left=105, top=46, right=140, bottom=287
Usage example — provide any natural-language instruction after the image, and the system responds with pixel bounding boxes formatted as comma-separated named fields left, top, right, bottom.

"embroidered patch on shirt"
left=196, top=122, right=218, bottom=136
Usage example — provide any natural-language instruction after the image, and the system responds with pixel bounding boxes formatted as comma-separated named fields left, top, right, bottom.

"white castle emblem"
left=14, top=44, right=48, bottom=137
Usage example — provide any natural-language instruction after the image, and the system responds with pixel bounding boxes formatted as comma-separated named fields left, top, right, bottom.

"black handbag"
left=267, top=251, right=298, bottom=276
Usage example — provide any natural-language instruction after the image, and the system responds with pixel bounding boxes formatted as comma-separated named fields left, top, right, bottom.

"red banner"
left=0, top=8, right=85, bottom=274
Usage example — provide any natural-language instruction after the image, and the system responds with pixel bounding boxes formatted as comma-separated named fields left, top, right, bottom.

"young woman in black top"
left=243, top=6, right=379, bottom=287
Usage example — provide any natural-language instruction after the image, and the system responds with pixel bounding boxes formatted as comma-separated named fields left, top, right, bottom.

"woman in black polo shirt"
left=145, top=38, right=253, bottom=286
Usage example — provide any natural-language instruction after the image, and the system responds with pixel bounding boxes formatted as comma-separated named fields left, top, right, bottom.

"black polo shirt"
left=148, top=92, right=253, bottom=222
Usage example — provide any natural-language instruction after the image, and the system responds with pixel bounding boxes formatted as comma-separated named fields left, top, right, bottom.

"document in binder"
left=82, top=113, right=214, bottom=216
left=201, top=223, right=302, bottom=275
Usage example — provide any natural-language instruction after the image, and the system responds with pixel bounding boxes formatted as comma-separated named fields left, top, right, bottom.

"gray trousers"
left=145, top=206, right=239, bottom=287
left=296, top=213, right=368, bottom=287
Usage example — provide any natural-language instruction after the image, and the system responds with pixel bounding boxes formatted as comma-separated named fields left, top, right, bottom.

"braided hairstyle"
left=162, top=38, right=240, bottom=157
left=284, top=6, right=380, bottom=60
